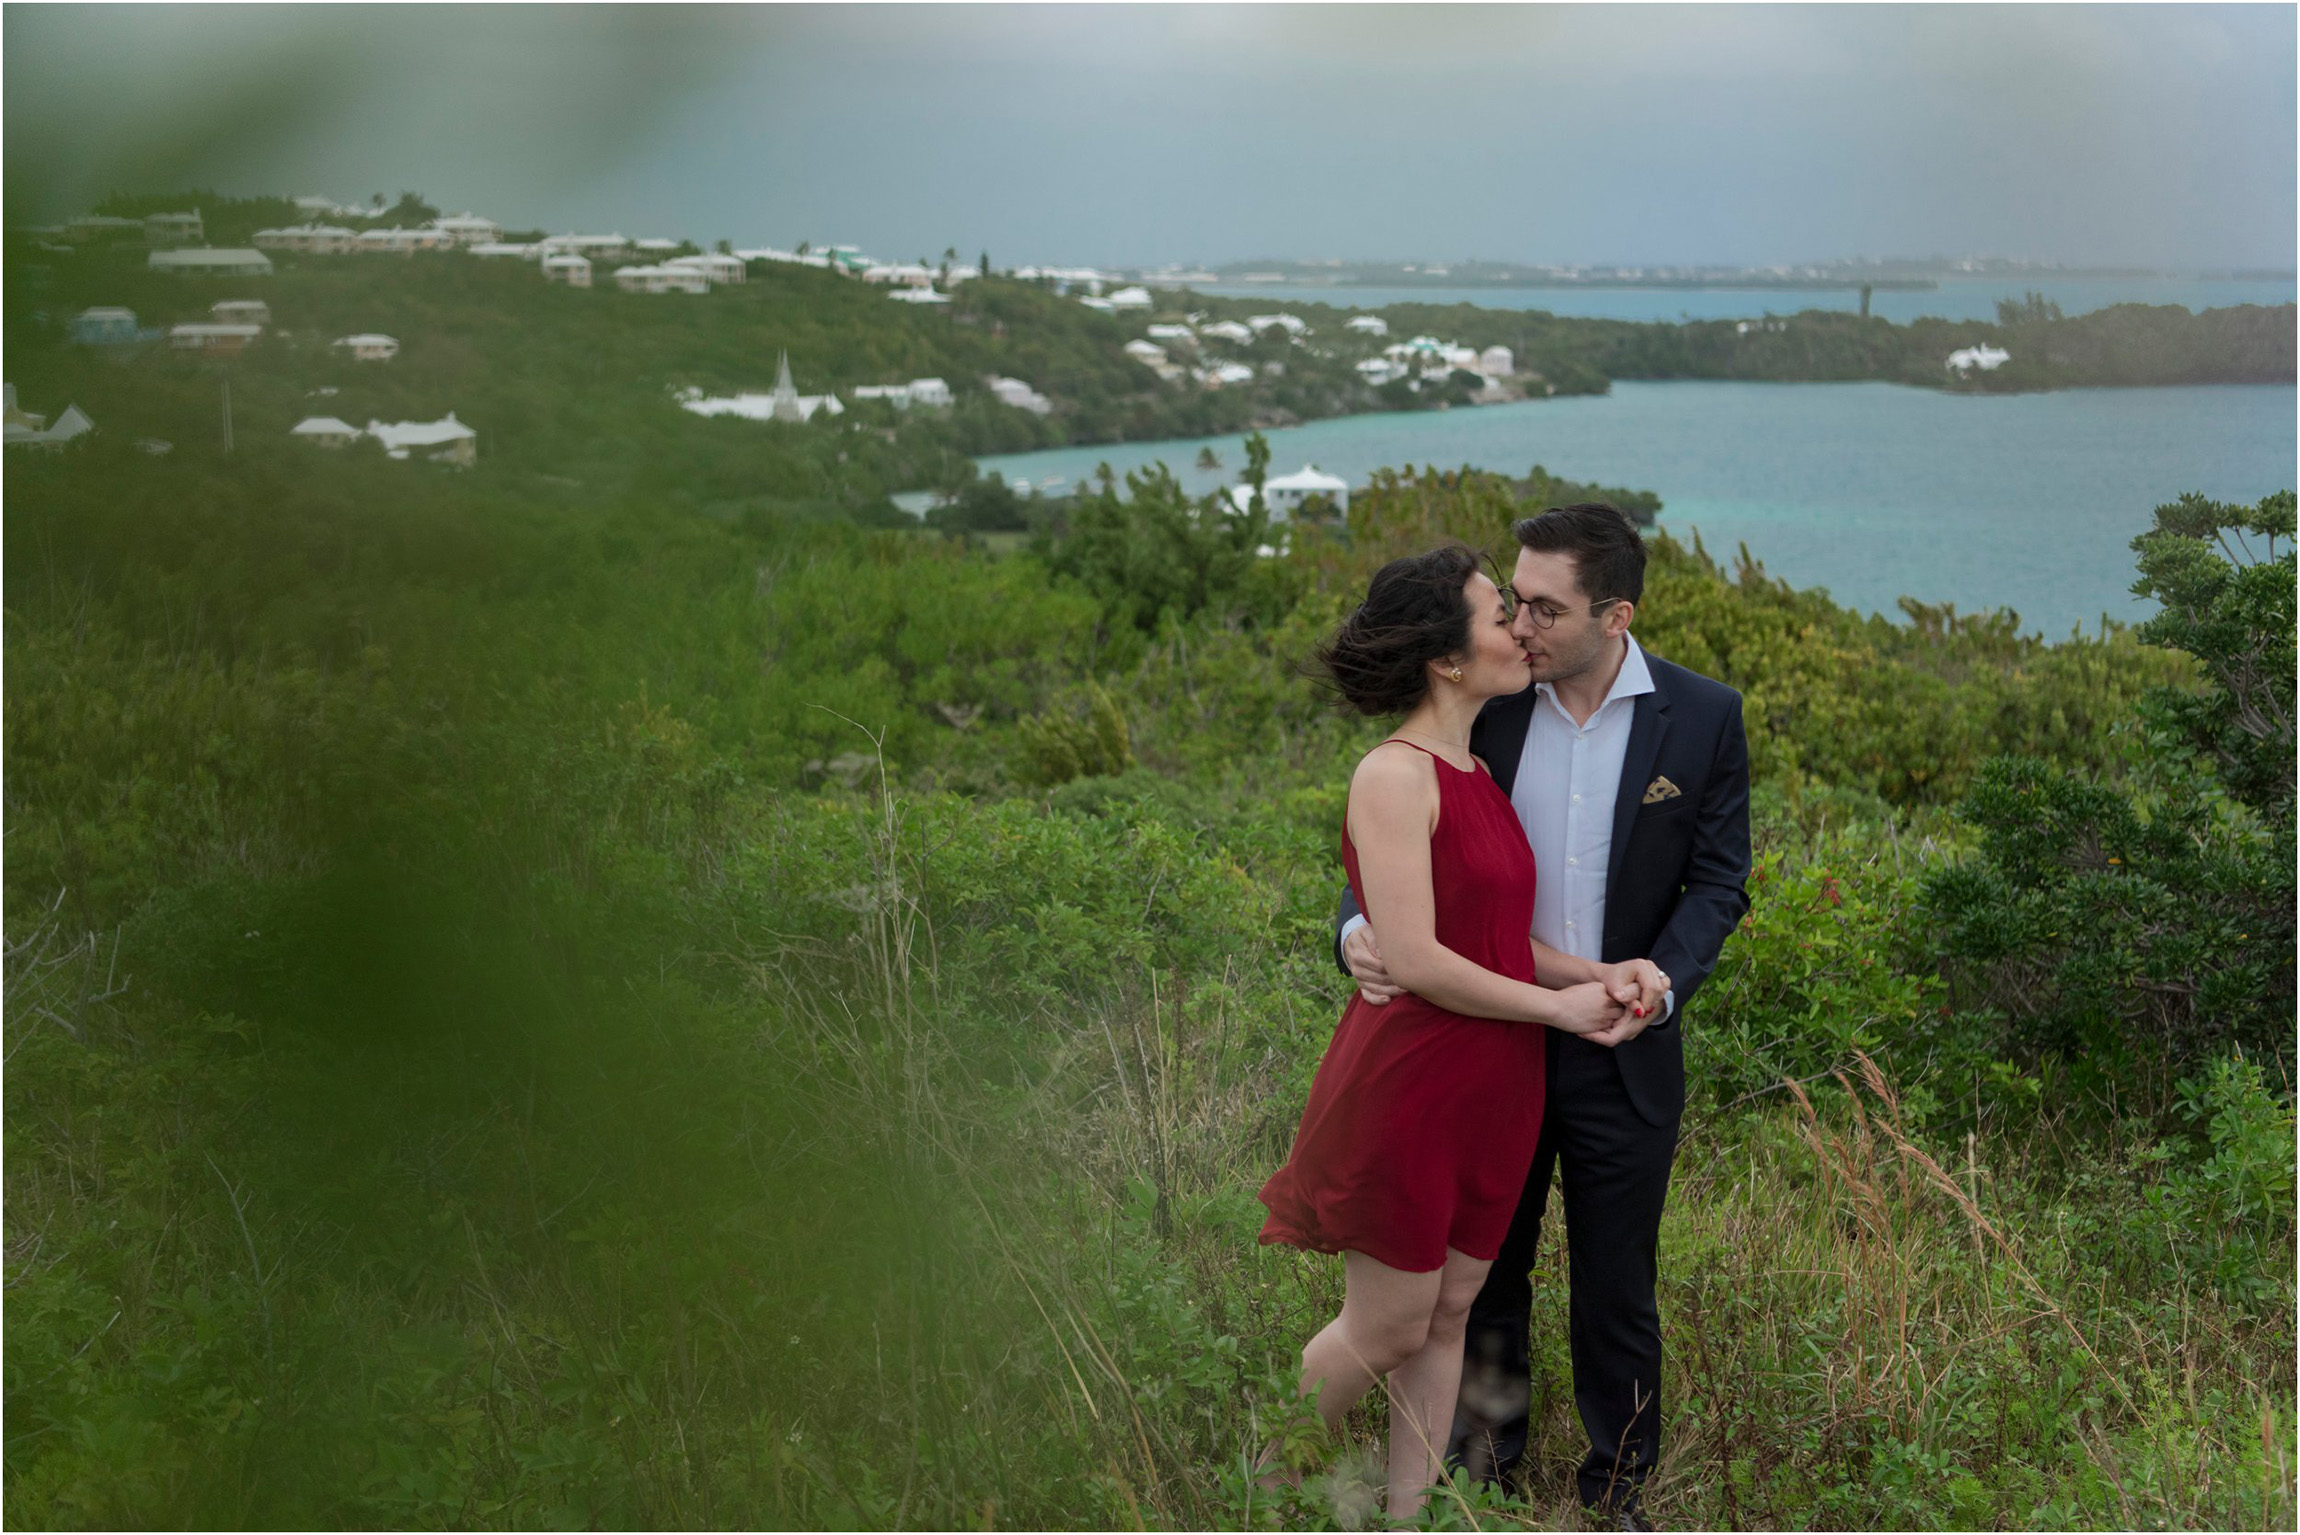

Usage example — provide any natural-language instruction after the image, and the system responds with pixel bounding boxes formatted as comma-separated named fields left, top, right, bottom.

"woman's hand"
left=1544, top=981, right=1630, bottom=1037
left=1596, top=959, right=1669, bottom=1022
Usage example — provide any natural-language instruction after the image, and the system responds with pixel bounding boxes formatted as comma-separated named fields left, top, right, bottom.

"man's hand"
left=1596, top=959, right=1668, bottom=1021
left=1342, top=924, right=1408, bottom=1005
left=1546, top=981, right=1631, bottom=1038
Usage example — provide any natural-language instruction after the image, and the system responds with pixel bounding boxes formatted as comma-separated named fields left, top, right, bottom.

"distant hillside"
left=7, top=191, right=2291, bottom=522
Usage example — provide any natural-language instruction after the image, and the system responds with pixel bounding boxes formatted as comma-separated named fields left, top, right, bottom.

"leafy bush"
left=1923, top=492, right=2296, bottom=1063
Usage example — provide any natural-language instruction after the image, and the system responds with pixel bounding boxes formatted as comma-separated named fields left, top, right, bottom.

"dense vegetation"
left=6, top=358, right=2292, bottom=1532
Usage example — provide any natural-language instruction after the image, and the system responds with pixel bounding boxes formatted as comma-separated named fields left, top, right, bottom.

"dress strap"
left=1378, top=737, right=1472, bottom=774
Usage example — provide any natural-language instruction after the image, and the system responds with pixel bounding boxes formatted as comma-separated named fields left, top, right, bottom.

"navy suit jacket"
left=1335, top=649, right=1753, bottom=1125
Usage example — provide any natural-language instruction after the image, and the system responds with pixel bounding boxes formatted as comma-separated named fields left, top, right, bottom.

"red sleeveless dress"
left=1258, top=741, right=1547, bottom=1273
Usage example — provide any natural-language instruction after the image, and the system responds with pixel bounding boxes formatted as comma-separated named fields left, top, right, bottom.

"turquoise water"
left=977, top=382, right=2297, bottom=638
left=1186, top=277, right=2297, bottom=326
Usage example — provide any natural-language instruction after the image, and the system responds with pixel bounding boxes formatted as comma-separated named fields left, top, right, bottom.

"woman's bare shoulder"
left=1350, top=741, right=1437, bottom=802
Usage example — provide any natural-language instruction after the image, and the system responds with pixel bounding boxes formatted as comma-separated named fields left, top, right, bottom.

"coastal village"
left=9, top=196, right=2027, bottom=487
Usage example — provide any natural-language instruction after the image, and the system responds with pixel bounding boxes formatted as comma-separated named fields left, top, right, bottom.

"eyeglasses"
left=1499, top=585, right=1621, bottom=629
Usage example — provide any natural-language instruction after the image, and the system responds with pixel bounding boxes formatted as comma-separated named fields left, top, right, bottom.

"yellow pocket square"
left=1642, top=776, right=1683, bottom=805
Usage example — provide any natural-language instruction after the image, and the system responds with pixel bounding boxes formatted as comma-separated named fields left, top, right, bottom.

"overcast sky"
left=7, top=4, right=2293, bottom=270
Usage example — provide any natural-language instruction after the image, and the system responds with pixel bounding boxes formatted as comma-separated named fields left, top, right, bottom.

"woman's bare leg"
left=1298, top=1249, right=1443, bottom=1432
left=1382, top=1248, right=1491, bottom=1519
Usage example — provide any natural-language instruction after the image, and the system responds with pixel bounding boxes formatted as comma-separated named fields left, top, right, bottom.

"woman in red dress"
left=1260, top=546, right=1665, bottom=1520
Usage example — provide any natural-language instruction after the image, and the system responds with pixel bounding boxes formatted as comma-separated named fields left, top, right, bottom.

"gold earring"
left=1449, top=666, right=1464, bottom=682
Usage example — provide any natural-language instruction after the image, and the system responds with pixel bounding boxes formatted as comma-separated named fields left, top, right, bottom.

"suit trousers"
left=1447, top=1027, right=1682, bottom=1509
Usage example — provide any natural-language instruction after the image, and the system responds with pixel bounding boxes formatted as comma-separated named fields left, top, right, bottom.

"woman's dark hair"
left=1511, top=502, right=1646, bottom=605
left=1314, top=544, right=1482, bottom=716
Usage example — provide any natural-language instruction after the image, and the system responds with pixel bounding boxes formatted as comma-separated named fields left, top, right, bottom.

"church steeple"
left=770, top=350, right=805, bottom=422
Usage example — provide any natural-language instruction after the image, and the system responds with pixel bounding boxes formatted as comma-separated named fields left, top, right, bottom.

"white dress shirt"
left=1345, top=632, right=1675, bottom=1022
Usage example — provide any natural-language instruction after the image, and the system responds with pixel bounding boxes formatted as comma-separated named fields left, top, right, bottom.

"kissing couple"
left=1257, top=503, right=1753, bottom=1527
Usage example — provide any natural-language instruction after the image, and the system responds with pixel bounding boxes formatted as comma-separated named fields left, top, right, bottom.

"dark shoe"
left=1586, top=1492, right=1654, bottom=1531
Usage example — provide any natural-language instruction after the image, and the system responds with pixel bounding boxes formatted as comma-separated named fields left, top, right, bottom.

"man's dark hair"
left=1315, top=544, right=1480, bottom=716
left=1512, top=502, right=1646, bottom=605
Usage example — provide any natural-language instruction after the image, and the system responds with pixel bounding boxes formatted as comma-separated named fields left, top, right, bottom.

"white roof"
left=1947, top=344, right=2012, bottom=371
left=432, top=214, right=499, bottom=229
left=541, top=252, right=590, bottom=266
left=169, top=323, right=262, bottom=338
left=889, top=287, right=951, bottom=304
left=292, top=416, right=360, bottom=436
left=1265, top=464, right=1348, bottom=493
left=77, top=307, right=137, bottom=321
left=335, top=333, right=399, bottom=347
left=367, top=414, right=475, bottom=449
left=148, top=248, right=271, bottom=269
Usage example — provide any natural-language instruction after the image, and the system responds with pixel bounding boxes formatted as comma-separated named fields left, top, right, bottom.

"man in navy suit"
left=1336, top=504, right=1751, bottom=1528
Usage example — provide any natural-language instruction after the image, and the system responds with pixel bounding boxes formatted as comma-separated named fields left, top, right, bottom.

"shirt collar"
left=1536, top=632, right=1656, bottom=714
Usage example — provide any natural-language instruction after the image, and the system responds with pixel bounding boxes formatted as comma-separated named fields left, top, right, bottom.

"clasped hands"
left=1341, top=926, right=1667, bottom=1047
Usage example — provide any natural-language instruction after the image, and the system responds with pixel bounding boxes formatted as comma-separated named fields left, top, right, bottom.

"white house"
left=1355, top=357, right=1406, bottom=386
left=148, top=248, right=273, bottom=276
left=367, top=414, right=477, bottom=465
left=334, top=333, right=400, bottom=362
left=70, top=307, right=144, bottom=345
left=3, top=386, right=93, bottom=449
left=851, top=379, right=956, bottom=408
left=1077, top=296, right=1117, bottom=313
left=613, top=264, right=709, bottom=294
left=633, top=238, right=683, bottom=256
left=65, top=215, right=143, bottom=241
left=888, top=286, right=951, bottom=305
left=144, top=210, right=205, bottom=246
left=168, top=323, right=262, bottom=354
left=1247, top=313, right=1311, bottom=337
left=542, top=233, right=632, bottom=257
left=1947, top=345, right=2011, bottom=374
left=1198, top=319, right=1253, bottom=344
left=470, top=242, right=544, bottom=260
left=862, top=263, right=936, bottom=287
left=665, top=253, right=746, bottom=284
left=1228, top=464, right=1349, bottom=518
left=1345, top=315, right=1390, bottom=336
left=212, top=299, right=271, bottom=327
left=290, top=415, right=362, bottom=448
left=987, top=376, right=1053, bottom=414
left=430, top=213, right=503, bottom=246
left=1199, top=361, right=1257, bottom=389
left=1106, top=286, right=1154, bottom=311
left=1146, top=323, right=1196, bottom=344
left=1123, top=339, right=1168, bottom=366
left=735, top=247, right=832, bottom=269
left=254, top=224, right=356, bottom=255
left=1478, top=345, right=1514, bottom=377
left=355, top=227, right=451, bottom=255
left=541, top=253, right=592, bottom=287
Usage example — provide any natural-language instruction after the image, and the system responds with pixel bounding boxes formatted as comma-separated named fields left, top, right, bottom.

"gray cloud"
left=6, top=5, right=2290, bottom=269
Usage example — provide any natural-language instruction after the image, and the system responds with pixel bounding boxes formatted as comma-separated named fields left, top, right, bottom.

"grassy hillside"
left=5, top=367, right=2292, bottom=1532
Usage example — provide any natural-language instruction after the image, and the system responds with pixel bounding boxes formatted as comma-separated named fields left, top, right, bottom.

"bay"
left=1184, top=276, right=2297, bottom=326
left=976, top=382, right=2298, bottom=639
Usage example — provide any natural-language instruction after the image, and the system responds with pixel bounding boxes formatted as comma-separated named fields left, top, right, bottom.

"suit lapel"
left=1473, top=683, right=1540, bottom=796
left=1607, top=686, right=1671, bottom=895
